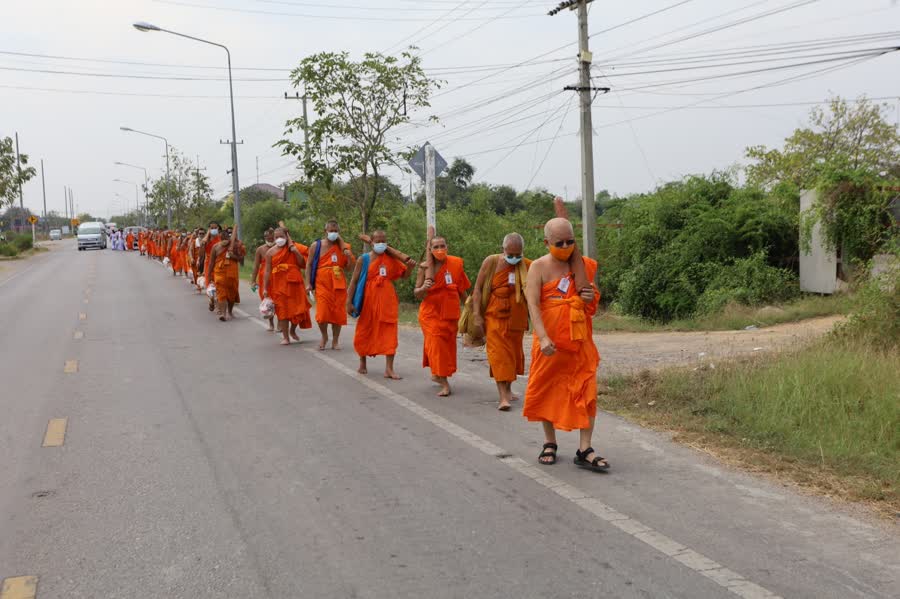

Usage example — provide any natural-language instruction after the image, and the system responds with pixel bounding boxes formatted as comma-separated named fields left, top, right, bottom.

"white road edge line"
left=233, top=305, right=780, bottom=598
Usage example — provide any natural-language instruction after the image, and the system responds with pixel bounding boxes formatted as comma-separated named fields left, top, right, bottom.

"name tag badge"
left=557, top=276, right=571, bottom=294
left=379, top=266, right=387, bottom=277
left=508, top=272, right=516, bottom=286
left=444, top=272, right=453, bottom=285
left=331, top=253, right=338, bottom=263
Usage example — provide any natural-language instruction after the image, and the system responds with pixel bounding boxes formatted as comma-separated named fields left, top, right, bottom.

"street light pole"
left=113, top=179, right=140, bottom=223
left=132, top=21, right=242, bottom=240
left=114, top=162, right=149, bottom=226
left=119, top=127, right=171, bottom=229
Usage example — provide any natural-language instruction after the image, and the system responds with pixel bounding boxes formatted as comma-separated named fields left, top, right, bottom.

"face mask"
left=209, top=228, right=219, bottom=236
left=327, top=231, right=339, bottom=242
left=265, top=241, right=275, bottom=247
left=505, top=255, right=522, bottom=265
left=548, top=244, right=575, bottom=261
left=431, top=249, right=448, bottom=261
left=275, top=238, right=287, bottom=248
left=373, top=242, right=387, bottom=254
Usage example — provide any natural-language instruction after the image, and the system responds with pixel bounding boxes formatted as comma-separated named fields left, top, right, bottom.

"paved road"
left=1, top=242, right=897, bottom=598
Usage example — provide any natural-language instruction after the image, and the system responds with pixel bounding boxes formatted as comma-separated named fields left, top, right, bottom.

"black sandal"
left=574, top=447, right=610, bottom=472
left=538, top=443, right=558, bottom=466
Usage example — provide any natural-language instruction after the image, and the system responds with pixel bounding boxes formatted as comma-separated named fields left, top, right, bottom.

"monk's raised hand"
left=358, top=233, right=372, bottom=245
left=553, top=196, right=569, bottom=219
left=422, top=278, right=434, bottom=290
left=579, top=286, right=595, bottom=303
left=539, top=336, right=556, bottom=357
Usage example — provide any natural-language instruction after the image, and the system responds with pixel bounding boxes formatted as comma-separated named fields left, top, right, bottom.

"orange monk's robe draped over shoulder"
left=522, top=257, right=600, bottom=432
left=269, top=242, right=312, bottom=327
left=353, top=254, right=406, bottom=357
left=126, top=233, right=134, bottom=251
left=314, top=241, right=354, bottom=326
left=485, top=257, right=532, bottom=383
left=211, top=242, right=245, bottom=304
left=256, top=263, right=266, bottom=300
left=419, top=256, right=471, bottom=378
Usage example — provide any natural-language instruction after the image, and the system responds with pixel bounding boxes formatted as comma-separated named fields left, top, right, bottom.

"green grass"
left=604, top=341, right=900, bottom=512
left=595, top=293, right=853, bottom=333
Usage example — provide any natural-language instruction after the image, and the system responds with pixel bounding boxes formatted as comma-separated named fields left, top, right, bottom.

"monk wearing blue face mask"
left=471, top=233, right=532, bottom=411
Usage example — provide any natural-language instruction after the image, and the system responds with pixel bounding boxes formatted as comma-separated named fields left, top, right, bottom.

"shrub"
left=834, top=251, right=899, bottom=350
left=0, top=241, right=17, bottom=257
left=13, top=234, right=32, bottom=252
left=695, top=252, right=799, bottom=315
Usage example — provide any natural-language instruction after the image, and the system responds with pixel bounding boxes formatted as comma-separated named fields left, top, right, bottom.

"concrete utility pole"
left=284, top=92, right=312, bottom=179
left=195, top=155, right=207, bottom=204
left=548, top=0, right=608, bottom=264
left=425, top=144, right=436, bottom=232
left=64, top=186, right=69, bottom=221
left=14, top=132, right=23, bottom=209
left=40, top=160, right=47, bottom=221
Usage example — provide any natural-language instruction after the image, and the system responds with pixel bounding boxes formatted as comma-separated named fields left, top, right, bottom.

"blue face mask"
left=327, top=231, right=339, bottom=242
left=373, top=242, right=388, bottom=254
left=505, top=255, right=522, bottom=265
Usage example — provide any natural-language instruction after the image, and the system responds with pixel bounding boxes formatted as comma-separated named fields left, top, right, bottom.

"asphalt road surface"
left=1, top=241, right=898, bottom=598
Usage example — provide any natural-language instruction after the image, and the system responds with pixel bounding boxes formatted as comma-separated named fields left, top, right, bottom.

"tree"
left=745, top=96, right=900, bottom=190
left=0, top=136, right=36, bottom=210
left=278, top=49, right=440, bottom=233
left=447, top=158, right=474, bottom=189
left=237, top=185, right=281, bottom=207
left=144, top=150, right=215, bottom=228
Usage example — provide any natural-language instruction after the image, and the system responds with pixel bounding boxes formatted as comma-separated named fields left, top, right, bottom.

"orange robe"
left=211, top=242, right=245, bottom=304
left=126, top=233, right=135, bottom=251
left=523, top=257, right=600, bottom=432
left=484, top=258, right=532, bottom=383
left=353, top=254, right=406, bottom=357
left=169, top=240, right=181, bottom=271
left=269, top=242, right=311, bottom=327
left=419, top=256, right=471, bottom=378
left=312, top=241, right=354, bottom=326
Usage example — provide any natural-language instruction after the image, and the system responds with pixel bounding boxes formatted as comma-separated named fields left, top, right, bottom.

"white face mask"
left=275, top=238, right=287, bottom=248
left=195, top=239, right=201, bottom=248
left=327, top=231, right=340, bottom=242
left=265, top=241, right=275, bottom=247
left=209, top=228, right=219, bottom=236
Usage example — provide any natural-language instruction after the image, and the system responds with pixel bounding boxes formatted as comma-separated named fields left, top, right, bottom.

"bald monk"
left=206, top=226, right=246, bottom=322
left=201, top=222, right=222, bottom=310
left=193, top=226, right=207, bottom=292
left=251, top=228, right=276, bottom=331
left=126, top=230, right=135, bottom=252
left=308, top=220, right=355, bottom=350
left=346, top=230, right=416, bottom=379
left=523, top=218, right=609, bottom=472
left=414, top=236, right=471, bottom=397
left=472, top=232, right=532, bottom=411
left=263, top=227, right=311, bottom=345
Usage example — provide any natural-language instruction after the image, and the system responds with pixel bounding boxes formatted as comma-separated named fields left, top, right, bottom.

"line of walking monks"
left=131, top=209, right=610, bottom=473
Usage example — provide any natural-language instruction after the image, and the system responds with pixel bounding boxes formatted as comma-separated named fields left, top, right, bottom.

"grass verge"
left=603, top=340, right=899, bottom=516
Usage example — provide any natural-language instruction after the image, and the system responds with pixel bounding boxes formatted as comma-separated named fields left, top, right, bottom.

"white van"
left=77, top=222, right=108, bottom=251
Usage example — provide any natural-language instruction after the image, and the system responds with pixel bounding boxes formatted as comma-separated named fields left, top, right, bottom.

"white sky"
left=2, top=0, right=899, bottom=219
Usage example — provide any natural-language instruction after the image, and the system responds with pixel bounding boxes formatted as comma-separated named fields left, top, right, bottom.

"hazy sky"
left=2, top=0, right=899, bottom=219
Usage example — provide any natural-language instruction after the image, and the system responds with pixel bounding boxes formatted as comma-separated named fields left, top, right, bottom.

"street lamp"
left=132, top=21, right=243, bottom=240
left=120, top=126, right=171, bottom=229
left=114, top=162, right=149, bottom=226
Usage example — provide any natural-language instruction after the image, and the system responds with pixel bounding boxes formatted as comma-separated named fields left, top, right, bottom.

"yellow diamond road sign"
left=28, top=215, right=38, bottom=224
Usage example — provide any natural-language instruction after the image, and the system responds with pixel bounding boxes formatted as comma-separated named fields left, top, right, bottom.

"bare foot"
left=318, top=339, right=327, bottom=351
left=280, top=339, right=291, bottom=345
left=437, top=383, right=451, bottom=397
left=498, top=399, right=511, bottom=411
left=290, top=331, right=300, bottom=341
left=511, top=395, right=521, bottom=402
left=384, top=371, right=402, bottom=380
left=331, top=342, right=341, bottom=351
left=358, top=366, right=368, bottom=374
left=218, top=315, right=226, bottom=322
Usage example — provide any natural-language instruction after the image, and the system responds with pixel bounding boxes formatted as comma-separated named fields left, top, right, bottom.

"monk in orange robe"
left=522, top=217, right=608, bottom=472
left=201, top=222, right=222, bottom=310
left=251, top=228, right=276, bottom=331
left=205, top=227, right=245, bottom=322
left=414, top=236, right=471, bottom=397
left=169, top=233, right=182, bottom=276
left=472, top=233, right=532, bottom=411
left=347, top=230, right=416, bottom=379
left=125, top=231, right=135, bottom=251
left=263, top=227, right=311, bottom=344
left=309, top=220, right=355, bottom=350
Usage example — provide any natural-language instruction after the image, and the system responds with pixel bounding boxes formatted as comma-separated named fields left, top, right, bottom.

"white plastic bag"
left=162, top=256, right=170, bottom=266
left=259, top=298, right=275, bottom=318
left=206, top=283, right=217, bottom=299
left=197, top=276, right=206, bottom=289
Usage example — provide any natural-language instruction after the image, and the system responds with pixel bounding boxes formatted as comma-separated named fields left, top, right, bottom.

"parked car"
left=77, top=222, right=107, bottom=251
left=49, top=229, right=62, bottom=241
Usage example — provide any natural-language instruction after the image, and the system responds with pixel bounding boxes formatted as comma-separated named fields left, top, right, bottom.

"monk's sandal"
left=574, top=447, right=610, bottom=473
left=538, top=443, right=558, bottom=466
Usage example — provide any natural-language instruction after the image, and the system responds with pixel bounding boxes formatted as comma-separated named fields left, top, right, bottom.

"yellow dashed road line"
left=42, top=418, right=68, bottom=447
left=64, top=360, right=78, bottom=374
left=0, top=576, right=38, bottom=599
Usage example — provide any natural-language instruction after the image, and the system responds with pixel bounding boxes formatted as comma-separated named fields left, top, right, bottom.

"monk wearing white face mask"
left=251, top=228, right=277, bottom=331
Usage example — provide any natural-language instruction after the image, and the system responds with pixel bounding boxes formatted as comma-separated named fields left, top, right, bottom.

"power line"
left=0, top=65, right=285, bottom=82
left=0, top=84, right=281, bottom=99
left=523, top=96, right=576, bottom=191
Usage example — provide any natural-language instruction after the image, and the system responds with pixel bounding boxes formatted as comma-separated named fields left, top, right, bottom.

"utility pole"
left=64, top=186, right=69, bottom=222
left=219, top=140, right=244, bottom=201
left=549, top=0, right=608, bottom=265
left=194, top=155, right=207, bottom=204
left=256, top=156, right=259, bottom=185
left=14, top=132, right=24, bottom=209
left=40, top=160, right=47, bottom=226
left=284, top=92, right=311, bottom=178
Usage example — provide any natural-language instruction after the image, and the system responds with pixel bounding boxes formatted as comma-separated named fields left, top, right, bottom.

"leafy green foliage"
left=242, top=199, right=291, bottom=247
left=144, top=149, right=216, bottom=229
left=0, top=136, right=36, bottom=210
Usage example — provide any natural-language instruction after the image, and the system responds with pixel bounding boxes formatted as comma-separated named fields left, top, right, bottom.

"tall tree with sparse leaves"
left=0, top=136, right=36, bottom=210
left=277, top=49, right=440, bottom=233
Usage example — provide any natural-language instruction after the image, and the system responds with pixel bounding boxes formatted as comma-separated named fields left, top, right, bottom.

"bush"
left=695, top=252, right=799, bottom=315
left=13, top=234, right=32, bottom=252
left=0, top=241, right=17, bottom=257
left=834, top=252, right=899, bottom=350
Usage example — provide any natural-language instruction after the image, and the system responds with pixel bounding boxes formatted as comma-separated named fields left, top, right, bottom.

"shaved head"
left=502, top=232, right=524, bottom=252
left=544, top=218, right=573, bottom=241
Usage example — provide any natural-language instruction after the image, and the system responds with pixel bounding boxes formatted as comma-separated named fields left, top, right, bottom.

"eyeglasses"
left=553, top=239, right=575, bottom=248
